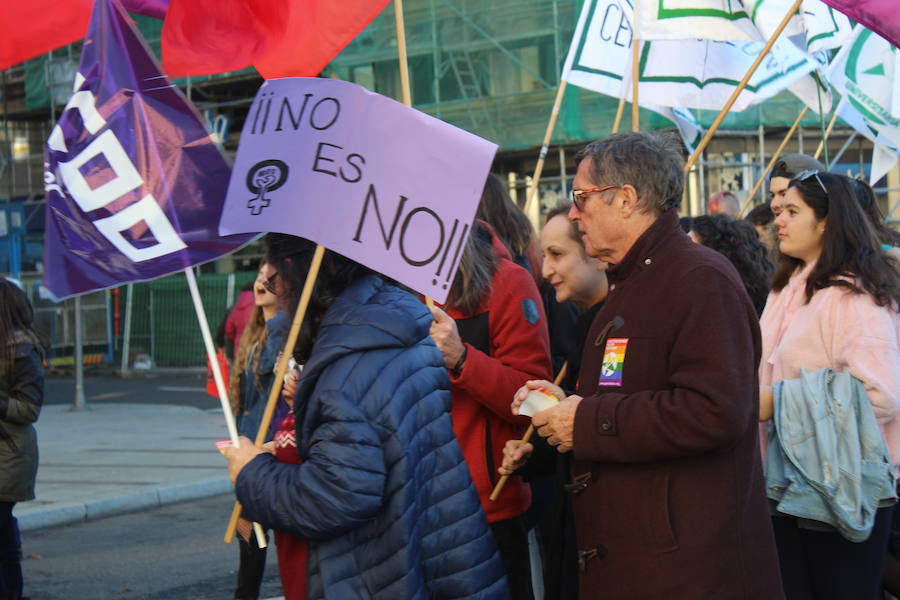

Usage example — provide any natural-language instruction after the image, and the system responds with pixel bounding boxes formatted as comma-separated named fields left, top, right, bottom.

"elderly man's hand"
left=511, top=380, right=565, bottom=415
left=222, top=436, right=265, bottom=484
left=532, top=395, right=582, bottom=453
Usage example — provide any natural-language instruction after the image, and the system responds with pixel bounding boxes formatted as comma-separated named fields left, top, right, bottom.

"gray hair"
left=575, top=131, right=685, bottom=214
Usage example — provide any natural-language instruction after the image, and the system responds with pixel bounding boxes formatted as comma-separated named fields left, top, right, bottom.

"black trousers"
left=490, top=515, right=534, bottom=600
left=0, top=502, right=22, bottom=600
left=235, top=529, right=268, bottom=600
left=772, top=506, right=894, bottom=600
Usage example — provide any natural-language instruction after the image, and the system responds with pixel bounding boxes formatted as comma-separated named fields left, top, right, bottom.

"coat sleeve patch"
left=521, top=299, right=539, bottom=325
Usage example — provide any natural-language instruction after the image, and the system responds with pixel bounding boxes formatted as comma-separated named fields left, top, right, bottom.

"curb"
left=17, top=477, right=232, bottom=532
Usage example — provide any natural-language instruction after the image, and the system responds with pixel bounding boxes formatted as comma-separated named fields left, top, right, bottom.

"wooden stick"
left=631, top=39, right=640, bottom=132
left=523, top=80, right=569, bottom=217
left=394, top=0, right=412, bottom=107
left=224, top=245, right=327, bottom=544
left=739, top=106, right=808, bottom=217
left=814, top=110, right=840, bottom=161
left=683, top=0, right=803, bottom=174
left=489, top=362, right=569, bottom=502
left=612, top=96, right=627, bottom=134
left=392, top=0, right=435, bottom=311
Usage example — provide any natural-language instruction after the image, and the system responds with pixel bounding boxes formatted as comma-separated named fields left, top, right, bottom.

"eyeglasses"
left=793, top=170, right=828, bottom=197
left=570, top=185, right=620, bottom=211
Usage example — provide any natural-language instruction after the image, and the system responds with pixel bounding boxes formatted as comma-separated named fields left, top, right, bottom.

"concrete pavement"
left=15, top=402, right=234, bottom=532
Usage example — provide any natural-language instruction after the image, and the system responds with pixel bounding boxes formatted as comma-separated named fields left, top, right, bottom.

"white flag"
left=636, top=0, right=852, bottom=54
left=563, top=0, right=816, bottom=113
left=830, top=26, right=900, bottom=183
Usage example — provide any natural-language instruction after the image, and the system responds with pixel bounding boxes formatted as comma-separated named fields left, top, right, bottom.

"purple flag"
left=822, top=0, right=900, bottom=49
left=42, top=0, right=255, bottom=299
left=121, top=0, right=168, bottom=19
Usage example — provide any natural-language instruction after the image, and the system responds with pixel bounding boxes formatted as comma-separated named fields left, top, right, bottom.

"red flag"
left=0, top=1, right=93, bottom=71
left=162, top=0, right=390, bottom=79
left=822, top=0, right=900, bottom=49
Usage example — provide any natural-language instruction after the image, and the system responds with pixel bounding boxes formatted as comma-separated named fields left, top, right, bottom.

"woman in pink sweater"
left=759, top=171, right=900, bottom=599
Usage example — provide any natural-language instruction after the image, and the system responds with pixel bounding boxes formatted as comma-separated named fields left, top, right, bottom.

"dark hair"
left=544, top=201, right=586, bottom=257
left=769, top=153, right=826, bottom=181
left=263, top=234, right=375, bottom=363
left=678, top=216, right=693, bottom=234
left=476, top=174, right=534, bottom=260
left=446, top=221, right=498, bottom=316
left=851, top=178, right=900, bottom=247
left=772, top=172, right=900, bottom=309
left=0, top=281, right=43, bottom=378
left=745, top=203, right=774, bottom=227
left=575, top=131, right=685, bottom=214
left=690, top=215, right=773, bottom=316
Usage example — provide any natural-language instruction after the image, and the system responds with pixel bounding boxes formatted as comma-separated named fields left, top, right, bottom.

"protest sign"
left=42, top=0, right=254, bottom=299
left=219, top=78, right=498, bottom=304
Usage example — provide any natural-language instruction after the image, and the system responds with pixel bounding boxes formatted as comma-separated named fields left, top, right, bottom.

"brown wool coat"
left=571, top=210, right=783, bottom=599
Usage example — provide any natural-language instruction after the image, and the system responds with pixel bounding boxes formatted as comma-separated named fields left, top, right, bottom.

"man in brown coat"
left=507, top=132, right=783, bottom=598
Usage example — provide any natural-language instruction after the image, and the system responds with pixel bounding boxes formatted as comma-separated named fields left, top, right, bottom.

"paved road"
left=22, top=494, right=283, bottom=600
left=44, top=374, right=220, bottom=409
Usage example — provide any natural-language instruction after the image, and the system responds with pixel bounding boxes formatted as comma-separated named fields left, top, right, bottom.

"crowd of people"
left=5, top=130, right=896, bottom=600
left=214, top=132, right=900, bottom=600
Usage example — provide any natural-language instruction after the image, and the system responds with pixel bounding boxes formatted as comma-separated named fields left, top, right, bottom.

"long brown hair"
left=445, top=221, right=498, bottom=316
left=227, top=304, right=267, bottom=416
left=0, top=280, right=43, bottom=381
left=772, top=172, right=900, bottom=309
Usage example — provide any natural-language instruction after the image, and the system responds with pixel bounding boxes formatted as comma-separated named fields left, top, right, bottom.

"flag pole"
left=814, top=110, right=840, bottom=161
left=489, top=362, right=568, bottom=502
left=224, top=244, right=327, bottom=544
left=631, top=40, right=640, bottom=131
left=739, top=106, right=809, bottom=217
left=612, top=96, right=627, bottom=134
left=392, top=0, right=437, bottom=308
left=185, top=265, right=265, bottom=548
left=394, top=0, right=413, bottom=107
left=683, top=0, right=803, bottom=174
left=523, top=80, right=568, bottom=218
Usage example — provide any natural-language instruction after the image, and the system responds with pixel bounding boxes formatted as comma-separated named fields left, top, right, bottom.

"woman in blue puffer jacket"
left=223, top=234, right=509, bottom=600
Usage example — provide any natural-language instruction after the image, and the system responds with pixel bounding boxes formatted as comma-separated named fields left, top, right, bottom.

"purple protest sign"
left=42, top=0, right=255, bottom=299
left=219, top=78, right=498, bottom=303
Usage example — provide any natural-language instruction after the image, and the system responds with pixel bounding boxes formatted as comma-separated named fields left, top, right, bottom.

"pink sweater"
left=759, top=262, right=900, bottom=465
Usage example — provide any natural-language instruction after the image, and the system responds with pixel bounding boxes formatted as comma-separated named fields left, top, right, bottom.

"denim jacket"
left=236, top=311, right=289, bottom=441
left=765, top=367, right=897, bottom=542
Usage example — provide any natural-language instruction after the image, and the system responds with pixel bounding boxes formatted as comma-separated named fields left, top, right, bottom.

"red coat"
left=571, top=210, right=782, bottom=599
left=225, top=290, right=255, bottom=351
left=444, top=245, right=552, bottom=523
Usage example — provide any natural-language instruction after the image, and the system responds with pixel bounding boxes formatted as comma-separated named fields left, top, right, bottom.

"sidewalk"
left=15, top=403, right=233, bottom=532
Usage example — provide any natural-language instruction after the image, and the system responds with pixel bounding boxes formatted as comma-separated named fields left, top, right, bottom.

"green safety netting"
left=21, top=1, right=833, bottom=152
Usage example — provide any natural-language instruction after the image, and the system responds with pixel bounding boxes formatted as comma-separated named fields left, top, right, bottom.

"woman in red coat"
left=429, top=220, right=552, bottom=600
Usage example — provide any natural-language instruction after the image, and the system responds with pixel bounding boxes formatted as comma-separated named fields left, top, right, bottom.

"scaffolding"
left=0, top=0, right=897, bottom=278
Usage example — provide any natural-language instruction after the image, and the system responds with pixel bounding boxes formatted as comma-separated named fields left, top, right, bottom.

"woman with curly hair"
left=229, top=261, right=288, bottom=600
left=689, top=214, right=774, bottom=316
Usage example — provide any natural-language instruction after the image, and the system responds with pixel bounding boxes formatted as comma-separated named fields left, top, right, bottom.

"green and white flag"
left=830, top=27, right=899, bottom=183
left=635, top=0, right=852, bottom=54
left=563, top=0, right=817, bottom=114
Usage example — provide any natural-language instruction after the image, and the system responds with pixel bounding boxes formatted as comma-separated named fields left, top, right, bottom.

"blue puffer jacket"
left=236, top=274, right=509, bottom=600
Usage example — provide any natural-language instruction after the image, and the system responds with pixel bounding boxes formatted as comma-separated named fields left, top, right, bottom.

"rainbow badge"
left=598, top=338, right=628, bottom=387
